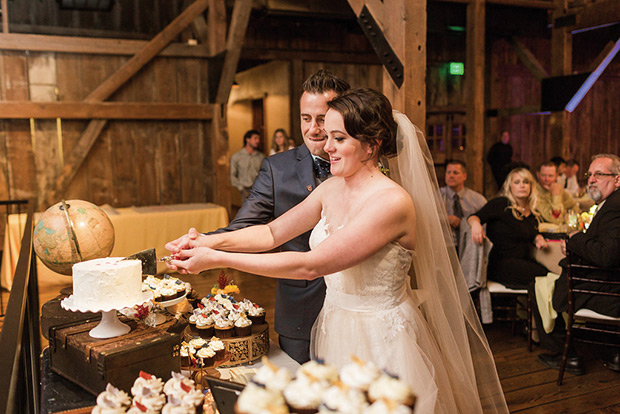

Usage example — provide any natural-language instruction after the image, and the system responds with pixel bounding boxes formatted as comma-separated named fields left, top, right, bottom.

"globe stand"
left=90, top=310, right=131, bottom=338
left=61, top=291, right=153, bottom=339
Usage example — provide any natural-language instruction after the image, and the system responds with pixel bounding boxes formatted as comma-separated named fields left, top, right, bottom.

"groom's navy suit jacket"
left=214, top=144, right=326, bottom=340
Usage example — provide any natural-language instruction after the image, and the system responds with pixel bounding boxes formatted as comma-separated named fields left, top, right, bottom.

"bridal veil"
left=388, top=111, right=508, bottom=413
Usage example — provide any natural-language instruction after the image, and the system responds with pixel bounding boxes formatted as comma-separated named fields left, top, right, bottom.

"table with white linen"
left=1, top=203, right=228, bottom=291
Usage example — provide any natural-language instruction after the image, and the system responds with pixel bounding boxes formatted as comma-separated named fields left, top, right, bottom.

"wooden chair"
left=487, top=280, right=532, bottom=352
left=558, top=252, right=620, bottom=385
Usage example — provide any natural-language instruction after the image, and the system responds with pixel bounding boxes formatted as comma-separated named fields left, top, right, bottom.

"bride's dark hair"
left=327, top=88, right=398, bottom=159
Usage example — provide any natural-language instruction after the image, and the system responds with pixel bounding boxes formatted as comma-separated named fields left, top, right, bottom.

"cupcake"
left=130, top=387, right=166, bottom=413
left=234, top=314, right=252, bottom=337
left=160, top=286, right=177, bottom=302
left=197, top=346, right=216, bottom=367
left=131, top=371, right=164, bottom=397
left=195, top=314, right=215, bottom=337
left=188, top=314, right=201, bottom=336
left=298, top=360, right=339, bottom=387
left=283, top=374, right=325, bottom=414
left=164, top=372, right=204, bottom=413
left=235, top=382, right=289, bottom=414
left=92, top=383, right=131, bottom=414
left=363, top=399, right=413, bottom=414
left=188, top=337, right=208, bottom=350
left=208, top=337, right=226, bottom=361
left=253, top=357, right=292, bottom=392
left=162, top=395, right=196, bottom=414
left=180, top=343, right=192, bottom=368
left=173, top=279, right=188, bottom=298
left=320, top=382, right=369, bottom=414
left=368, top=375, right=416, bottom=408
left=213, top=316, right=234, bottom=338
left=339, top=356, right=381, bottom=392
left=248, top=303, right=265, bottom=325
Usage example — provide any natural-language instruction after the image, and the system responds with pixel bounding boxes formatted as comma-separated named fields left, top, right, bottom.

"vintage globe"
left=33, top=200, right=115, bottom=275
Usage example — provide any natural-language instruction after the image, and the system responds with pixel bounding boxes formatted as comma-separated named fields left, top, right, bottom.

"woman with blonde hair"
left=468, top=167, right=549, bottom=289
left=269, top=128, right=290, bottom=155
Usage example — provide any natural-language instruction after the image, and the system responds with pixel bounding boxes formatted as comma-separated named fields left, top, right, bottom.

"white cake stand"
left=61, top=291, right=154, bottom=339
left=152, top=292, right=188, bottom=325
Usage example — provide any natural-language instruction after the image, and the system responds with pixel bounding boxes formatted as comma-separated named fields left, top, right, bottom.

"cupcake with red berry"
left=248, top=303, right=266, bottom=325
left=234, top=314, right=252, bottom=337
left=213, top=316, right=234, bottom=338
left=92, top=383, right=131, bottom=414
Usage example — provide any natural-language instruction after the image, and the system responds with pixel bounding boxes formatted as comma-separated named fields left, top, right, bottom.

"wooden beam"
left=466, top=0, right=486, bottom=193
left=290, top=59, right=303, bottom=145
left=508, top=37, right=549, bottom=81
left=51, top=0, right=211, bottom=202
left=0, top=33, right=211, bottom=57
left=86, top=0, right=210, bottom=102
left=215, top=0, right=252, bottom=104
left=1, top=0, right=8, bottom=34
left=487, top=105, right=542, bottom=117
left=241, top=48, right=380, bottom=64
left=555, top=0, right=620, bottom=32
left=432, top=0, right=554, bottom=8
left=208, top=0, right=226, bottom=56
left=550, top=0, right=572, bottom=160
left=0, top=101, right=214, bottom=120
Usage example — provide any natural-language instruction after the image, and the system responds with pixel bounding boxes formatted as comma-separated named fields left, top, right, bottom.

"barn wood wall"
left=0, top=51, right=214, bottom=211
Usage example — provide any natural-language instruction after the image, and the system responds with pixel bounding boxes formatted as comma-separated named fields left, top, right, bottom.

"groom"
left=169, top=70, right=350, bottom=363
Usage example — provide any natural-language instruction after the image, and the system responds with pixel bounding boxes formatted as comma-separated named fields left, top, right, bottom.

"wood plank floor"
left=2, top=267, right=620, bottom=412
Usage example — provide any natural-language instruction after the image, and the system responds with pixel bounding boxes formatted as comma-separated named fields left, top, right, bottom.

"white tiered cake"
left=72, top=257, right=142, bottom=310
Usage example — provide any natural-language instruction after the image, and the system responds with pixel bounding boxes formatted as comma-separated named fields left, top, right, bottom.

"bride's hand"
left=166, top=247, right=219, bottom=274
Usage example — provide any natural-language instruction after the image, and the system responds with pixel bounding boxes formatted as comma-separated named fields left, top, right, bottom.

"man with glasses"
left=529, top=154, right=620, bottom=375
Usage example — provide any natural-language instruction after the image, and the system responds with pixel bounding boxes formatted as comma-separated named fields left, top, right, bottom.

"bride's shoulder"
left=373, top=181, right=414, bottom=209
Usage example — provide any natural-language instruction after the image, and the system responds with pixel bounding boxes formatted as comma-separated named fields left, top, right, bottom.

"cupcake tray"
left=183, top=323, right=269, bottom=368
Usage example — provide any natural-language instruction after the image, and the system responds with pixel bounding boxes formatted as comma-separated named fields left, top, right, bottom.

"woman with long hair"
left=468, top=167, right=549, bottom=289
left=269, top=128, right=290, bottom=155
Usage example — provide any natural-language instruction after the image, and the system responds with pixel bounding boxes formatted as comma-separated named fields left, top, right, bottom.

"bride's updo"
left=327, top=88, right=398, bottom=159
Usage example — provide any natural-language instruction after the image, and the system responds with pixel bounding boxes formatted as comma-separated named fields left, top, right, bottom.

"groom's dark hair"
left=302, top=69, right=350, bottom=95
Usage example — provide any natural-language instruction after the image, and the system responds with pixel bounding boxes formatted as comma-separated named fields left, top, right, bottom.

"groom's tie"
left=313, top=157, right=331, bottom=180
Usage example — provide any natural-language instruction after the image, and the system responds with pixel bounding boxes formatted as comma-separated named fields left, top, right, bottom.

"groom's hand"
left=165, top=227, right=203, bottom=253
left=167, top=247, right=217, bottom=274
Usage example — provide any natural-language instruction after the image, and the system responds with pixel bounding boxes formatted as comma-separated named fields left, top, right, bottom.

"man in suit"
left=166, top=70, right=350, bottom=363
left=530, top=154, right=620, bottom=375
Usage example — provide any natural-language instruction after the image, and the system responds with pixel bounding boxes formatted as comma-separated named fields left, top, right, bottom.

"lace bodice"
left=309, top=214, right=413, bottom=310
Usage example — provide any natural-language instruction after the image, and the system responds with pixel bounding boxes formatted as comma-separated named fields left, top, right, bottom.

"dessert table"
left=1, top=203, right=228, bottom=291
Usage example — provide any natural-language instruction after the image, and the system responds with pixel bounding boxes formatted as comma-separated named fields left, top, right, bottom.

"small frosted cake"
left=367, top=374, right=416, bottom=408
left=235, top=382, right=289, bottom=414
left=72, top=257, right=142, bottom=310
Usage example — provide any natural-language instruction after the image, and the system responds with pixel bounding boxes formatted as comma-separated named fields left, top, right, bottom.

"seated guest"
left=551, top=156, right=567, bottom=189
left=536, top=161, right=579, bottom=224
left=439, top=160, right=486, bottom=254
left=530, top=154, right=620, bottom=375
left=564, top=159, right=581, bottom=197
left=468, top=168, right=549, bottom=289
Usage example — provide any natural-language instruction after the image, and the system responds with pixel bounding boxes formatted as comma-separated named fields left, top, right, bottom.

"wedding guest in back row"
left=536, top=161, right=579, bottom=224
left=230, top=130, right=265, bottom=203
left=269, top=128, right=291, bottom=155
left=564, top=159, right=581, bottom=196
left=487, top=130, right=513, bottom=189
left=468, top=168, right=549, bottom=289
left=439, top=160, right=486, bottom=254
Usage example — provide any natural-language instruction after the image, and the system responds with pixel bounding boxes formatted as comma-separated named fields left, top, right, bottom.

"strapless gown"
left=309, top=214, right=459, bottom=413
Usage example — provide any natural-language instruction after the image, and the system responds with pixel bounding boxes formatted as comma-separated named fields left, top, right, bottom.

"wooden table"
left=1, top=203, right=228, bottom=291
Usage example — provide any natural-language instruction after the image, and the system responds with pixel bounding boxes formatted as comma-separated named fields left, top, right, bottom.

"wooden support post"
left=1, top=0, right=8, bottom=34
left=211, top=104, right=230, bottom=213
left=49, top=0, right=210, bottom=204
left=466, top=0, right=486, bottom=192
left=550, top=0, right=572, bottom=160
left=290, top=59, right=303, bottom=144
left=380, top=0, right=426, bottom=130
left=214, top=0, right=252, bottom=104
left=208, top=0, right=226, bottom=56
left=508, top=37, right=549, bottom=81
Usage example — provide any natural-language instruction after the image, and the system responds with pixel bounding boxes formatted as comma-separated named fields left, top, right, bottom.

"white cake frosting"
left=72, top=257, right=142, bottom=310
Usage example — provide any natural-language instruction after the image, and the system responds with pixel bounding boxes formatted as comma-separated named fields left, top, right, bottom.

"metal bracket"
left=357, top=6, right=404, bottom=88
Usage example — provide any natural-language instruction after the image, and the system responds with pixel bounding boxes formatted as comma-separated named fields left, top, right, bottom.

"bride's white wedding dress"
left=309, top=213, right=459, bottom=414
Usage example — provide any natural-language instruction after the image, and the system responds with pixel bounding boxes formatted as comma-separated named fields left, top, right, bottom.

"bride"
left=165, top=88, right=508, bottom=413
